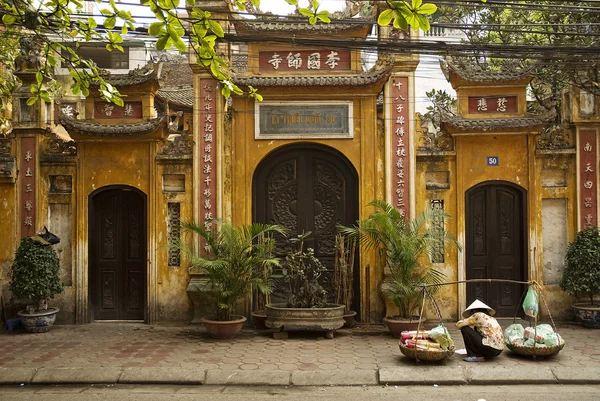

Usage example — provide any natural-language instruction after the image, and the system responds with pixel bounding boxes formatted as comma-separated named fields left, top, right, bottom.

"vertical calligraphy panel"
left=20, top=137, right=36, bottom=238
left=390, top=76, right=410, bottom=217
left=199, top=79, right=218, bottom=237
left=579, top=130, right=598, bottom=229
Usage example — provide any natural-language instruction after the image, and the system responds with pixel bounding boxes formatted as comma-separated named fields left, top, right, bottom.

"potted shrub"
left=560, top=226, right=600, bottom=328
left=341, top=200, right=459, bottom=337
left=334, top=233, right=357, bottom=327
left=9, top=227, right=63, bottom=332
left=265, top=231, right=345, bottom=339
left=174, top=220, right=286, bottom=339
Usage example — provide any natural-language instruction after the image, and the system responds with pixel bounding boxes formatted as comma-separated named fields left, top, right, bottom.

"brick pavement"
left=1, top=322, right=599, bottom=385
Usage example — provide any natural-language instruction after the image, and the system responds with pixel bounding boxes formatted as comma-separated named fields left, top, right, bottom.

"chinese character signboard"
left=579, top=130, right=597, bottom=229
left=256, top=102, right=352, bottom=139
left=391, top=76, right=410, bottom=217
left=20, top=137, right=36, bottom=237
left=259, top=50, right=350, bottom=72
left=94, top=101, right=143, bottom=118
left=200, top=79, right=217, bottom=235
left=468, top=96, right=518, bottom=114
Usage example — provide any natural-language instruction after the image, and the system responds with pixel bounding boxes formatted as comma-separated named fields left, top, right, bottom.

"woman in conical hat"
left=456, top=299, right=504, bottom=362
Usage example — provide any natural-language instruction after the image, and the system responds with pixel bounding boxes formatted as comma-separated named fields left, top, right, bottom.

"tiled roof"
left=59, top=113, right=167, bottom=137
left=232, top=67, right=391, bottom=87
left=230, top=15, right=373, bottom=34
left=440, top=59, right=535, bottom=83
left=93, top=63, right=157, bottom=87
left=157, top=86, right=193, bottom=108
left=159, top=62, right=193, bottom=87
left=441, top=113, right=552, bottom=131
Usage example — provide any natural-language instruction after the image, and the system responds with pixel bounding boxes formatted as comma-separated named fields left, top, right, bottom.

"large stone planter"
left=265, top=303, right=345, bottom=338
left=573, top=303, right=600, bottom=328
left=18, top=307, right=59, bottom=333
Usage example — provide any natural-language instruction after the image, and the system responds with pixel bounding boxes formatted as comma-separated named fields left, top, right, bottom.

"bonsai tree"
left=561, top=226, right=600, bottom=306
left=341, top=200, right=459, bottom=320
left=282, top=231, right=328, bottom=308
left=174, top=220, right=287, bottom=321
left=10, top=235, right=63, bottom=312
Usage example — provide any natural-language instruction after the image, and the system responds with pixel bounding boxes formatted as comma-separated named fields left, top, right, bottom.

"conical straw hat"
left=463, top=299, right=496, bottom=318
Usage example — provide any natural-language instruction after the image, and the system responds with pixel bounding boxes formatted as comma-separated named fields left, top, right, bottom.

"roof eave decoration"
left=157, top=86, right=193, bottom=109
left=92, top=63, right=158, bottom=88
left=440, top=112, right=553, bottom=133
left=58, top=113, right=167, bottom=137
left=440, top=58, right=536, bottom=86
left=229, top=13, right=374, bottom=37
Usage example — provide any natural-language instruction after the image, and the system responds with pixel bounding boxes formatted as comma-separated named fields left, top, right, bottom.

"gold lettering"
left=326, top=115, right=337, bottom=124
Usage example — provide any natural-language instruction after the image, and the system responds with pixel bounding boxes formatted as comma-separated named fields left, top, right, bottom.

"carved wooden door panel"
left=253, top=145, right=358, bottom=309
left=466, top=183, right=526, bottom=317
left=90, top=188, right=146, bottom=320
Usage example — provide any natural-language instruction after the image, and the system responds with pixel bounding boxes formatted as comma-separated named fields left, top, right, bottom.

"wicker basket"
left=506, top=342, right=564, bottom=357
left=399, top=342, right=455, bottom=362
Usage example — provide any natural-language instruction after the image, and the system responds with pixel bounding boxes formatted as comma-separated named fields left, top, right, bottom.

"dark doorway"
left=89, top=186, right=147, bottom=320
left=465, top=181, right=527, bottom=317
left=253, top=144, right=359, bottom=314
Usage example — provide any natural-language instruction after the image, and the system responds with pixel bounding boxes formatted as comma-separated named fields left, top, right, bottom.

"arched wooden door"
left=253, top=144, right=359, bottom=312
left=89, top=186, right=147, bottom=320
left=465, top=181, right=527, bottom=317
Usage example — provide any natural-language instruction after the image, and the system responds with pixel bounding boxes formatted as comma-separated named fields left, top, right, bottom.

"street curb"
left=0, top=368, right=37, bottom=384
left=291, top=370, right=378, bottom=386
left=31, top=367, right=123, bottom=384
left=466, top=365, right=557, bottom=385
left=118, top=367, right=206, bottom=384
left=205, top=370, right=291, bottom=386
left=551, top=367, right=600, bottom=384
left=379, top=366, right=468, bottom=385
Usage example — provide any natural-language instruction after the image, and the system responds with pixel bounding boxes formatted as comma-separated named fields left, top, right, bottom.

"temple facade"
left=1, top=2, right=597, bottom=324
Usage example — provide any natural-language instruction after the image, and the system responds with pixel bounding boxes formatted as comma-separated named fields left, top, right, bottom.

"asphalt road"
left=0, top=384, right=599, bottom=401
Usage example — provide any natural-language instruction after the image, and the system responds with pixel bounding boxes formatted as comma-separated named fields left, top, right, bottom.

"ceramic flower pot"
left=572, top=303, right=600, bottom=329
left=383, top=315, right=427, bottom=338
left=200, top=315, right=247, bottom=339
left=18, top=307, right=60, bottom=333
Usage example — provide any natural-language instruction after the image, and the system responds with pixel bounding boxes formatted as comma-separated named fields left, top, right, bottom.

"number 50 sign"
left=487, top=156, right=499, bottom=166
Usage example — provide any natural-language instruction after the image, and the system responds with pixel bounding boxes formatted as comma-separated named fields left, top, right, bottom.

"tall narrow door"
left=90, top=187, right=146, bottom=320
left=253, top=145, right=359, bottom=311
left=465, top=182, right=527, bottom=317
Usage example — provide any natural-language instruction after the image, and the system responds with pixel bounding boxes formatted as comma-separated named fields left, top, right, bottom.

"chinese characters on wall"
left=200, top=79, right=217, bottom=241
left=20, top=137, right=36, bottom=238
left=468, top=96, right=518, bottom=114
left=579, top=130, right=598, bottom=229
left=94, top=101, right=143, bottom=118
left=391, top=77, right=410, bottom=217
left=259, top=50, right=350, bottom=72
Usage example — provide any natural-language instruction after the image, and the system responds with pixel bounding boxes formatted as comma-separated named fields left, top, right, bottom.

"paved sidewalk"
left=1, top=322, right=599, bottom=386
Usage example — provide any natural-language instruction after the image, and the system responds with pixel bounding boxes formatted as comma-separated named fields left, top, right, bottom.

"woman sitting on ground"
left=456, top=299, right=504, bottom=362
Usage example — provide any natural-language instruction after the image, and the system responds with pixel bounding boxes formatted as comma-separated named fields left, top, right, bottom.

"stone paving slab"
left=379, top=366, right=468, bottom=385
left=119, top=367, right=206, bottom=384
left=0, top=367, right=37, bottom=384
left=466, top=365, right=557, bottom=384
left=552, top=367, right=600, bottom=384
left=291, top=370, right=378, bottom=386
left=32, top=367, right=123, bottom=384
left=205, top=370, right=291, bottom=385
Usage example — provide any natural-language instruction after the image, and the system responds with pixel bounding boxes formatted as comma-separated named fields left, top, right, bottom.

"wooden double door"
left=89, top=187, right=146, bottom=320
left=253, top=145, right=359, bottom=311
left=465, top=182, right=527, bottom=317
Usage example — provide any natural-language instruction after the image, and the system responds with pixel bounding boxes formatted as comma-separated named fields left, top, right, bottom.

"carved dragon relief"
left=416, top=112, right=454, bottom=153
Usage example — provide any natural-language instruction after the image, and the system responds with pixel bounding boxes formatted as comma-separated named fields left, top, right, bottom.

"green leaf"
left=174, top=37, right=186, bottom=52
left=221, top=85, right=231, bottom=99
left=299, top=8, right=313, bottom=17
left=104, top=16, right=116, bottom=29
left=26, top=97, right=37, bottom=106
left=100, top=8, right=112, bottom=16
left=416, top=14, right=429, bottom=31
left=411, top=0, right=423, bottom=9
left=36, top=72, right=43, bottom=84
left=156, top=36, right=169, bottom=50
left=311, top=0, right=319, bottom=9
left=393, top=13, right=409, bottom=30
left=2, top=14, right=16, bottom=25
left=418, top=3, right=437, bottom=15
left=378, top=9, right=395, bottom=26
left=317, top=11, right=330, bottom=23
left=309, top=16, right=316, bottom=25
left=149, top=21, right=164, bottom=36
left=208, top=20, right=224, bottom=38
left=285, top=0, right=298, bottom=5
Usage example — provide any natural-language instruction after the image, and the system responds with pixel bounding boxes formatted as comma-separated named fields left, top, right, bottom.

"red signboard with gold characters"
left=579, top=130, right=598, bottom=229
left=199, top=78, right=218, bottom=244
left=390, top=76, right=410, bottom=217
left=259, top=50, right=350, bottom=72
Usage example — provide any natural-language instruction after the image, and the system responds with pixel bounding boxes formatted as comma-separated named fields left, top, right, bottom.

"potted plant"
left=334, top=233, right=357, bottom=327
left=560, top=226, right=600, bottom=328
left=265, top=231, right=345, bottom=339
left=9, top=227, right=63, bottom=332
left=341, top=200, right=459, bottom=337
left=174, top=220, right=286, bottom=339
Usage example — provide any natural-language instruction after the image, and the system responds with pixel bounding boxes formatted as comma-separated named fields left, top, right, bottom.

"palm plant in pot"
left=265, top=231, right=345, bottom=339
left=174, top=220, right=286, bottom=339
left=560, top=226, right=600, bottom=328
left=9, top=227, right=63, bottom=332
left=340, top=200, right=459, bottom=337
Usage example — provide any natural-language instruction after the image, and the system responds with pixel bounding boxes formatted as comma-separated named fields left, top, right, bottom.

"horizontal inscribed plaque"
left=256, top=102, right=352, bottom=139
